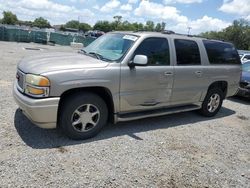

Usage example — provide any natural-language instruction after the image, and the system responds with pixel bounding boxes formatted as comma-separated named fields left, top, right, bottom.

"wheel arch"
left=57, top=87, right=115, bottom=125
left=207, top=81, right=228, bottom=99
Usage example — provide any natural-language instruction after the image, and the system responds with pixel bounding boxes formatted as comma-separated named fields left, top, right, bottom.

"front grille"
left=240, top=81, right=249, bottom=88
left=16, top=70, right=25, bottom=91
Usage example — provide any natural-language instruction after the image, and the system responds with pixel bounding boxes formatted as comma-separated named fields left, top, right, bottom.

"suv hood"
left=18, top=52, right=109, bottom=74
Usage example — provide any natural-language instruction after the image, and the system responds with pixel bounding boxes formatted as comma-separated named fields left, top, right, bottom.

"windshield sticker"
left=123, top=35, right=138, bottom=41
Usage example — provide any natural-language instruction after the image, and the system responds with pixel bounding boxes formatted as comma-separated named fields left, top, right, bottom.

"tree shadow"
left=14, top=107, right=236, bottom=149
left=227, top=96, right=250, bottom=105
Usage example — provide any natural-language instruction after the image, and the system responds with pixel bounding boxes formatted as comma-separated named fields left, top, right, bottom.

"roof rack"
left=133, top=30, right=204, bottom=39
left=162, top=30, right=196, bottom=38
left=133, top=29, right=149, bottom=33
left=161, top=30, right=175, bottom=34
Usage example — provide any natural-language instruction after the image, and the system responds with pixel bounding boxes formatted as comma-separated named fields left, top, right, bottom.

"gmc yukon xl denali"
left=13, top=31, right=241, bottom=139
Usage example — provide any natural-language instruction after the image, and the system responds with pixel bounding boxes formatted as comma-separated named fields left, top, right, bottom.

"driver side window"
left=133, top=37, right=170, bottom=66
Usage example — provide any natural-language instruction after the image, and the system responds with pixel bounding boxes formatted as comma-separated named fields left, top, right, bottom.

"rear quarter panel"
left=201, top=64, right=241, bottom=100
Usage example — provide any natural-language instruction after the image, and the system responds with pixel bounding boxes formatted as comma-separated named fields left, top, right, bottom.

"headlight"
left=26, top=74, right=50, bottom=86
left=25, top=74, right=50, bottom=97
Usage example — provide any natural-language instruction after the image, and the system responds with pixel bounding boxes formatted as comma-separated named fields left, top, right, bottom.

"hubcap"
left=71, top=104, right=100, bottom=132
left=207, top=93, right=220, bottom=113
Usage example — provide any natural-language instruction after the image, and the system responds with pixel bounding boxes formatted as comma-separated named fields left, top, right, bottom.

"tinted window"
left=134, top=38, right=170, bottom=66
left=203, top=40, right=240, bottom=64
left=175, top=39, right=201, bottom=65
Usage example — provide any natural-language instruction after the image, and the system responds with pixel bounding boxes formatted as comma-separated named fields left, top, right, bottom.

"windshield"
left=83, top=33, right=138, bottom=62
left=242, top=62, right=250, bottom=72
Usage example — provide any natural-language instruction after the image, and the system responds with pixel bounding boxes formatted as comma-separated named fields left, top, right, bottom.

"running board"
left=116, top=104, right=201, bottom=122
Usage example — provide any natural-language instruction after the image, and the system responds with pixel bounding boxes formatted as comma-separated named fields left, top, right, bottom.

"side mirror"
left=130, top=55, right=148, bottom=67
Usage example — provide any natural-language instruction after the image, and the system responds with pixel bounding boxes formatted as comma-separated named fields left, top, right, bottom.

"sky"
left=0, top=0, right=249, bottom=34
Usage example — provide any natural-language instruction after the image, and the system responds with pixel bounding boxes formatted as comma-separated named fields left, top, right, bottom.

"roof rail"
left=133, top=29, right=148, bottom=32
left=162, top=30, right=196, bottom=38
left=161, top=30, right=175, bottom=34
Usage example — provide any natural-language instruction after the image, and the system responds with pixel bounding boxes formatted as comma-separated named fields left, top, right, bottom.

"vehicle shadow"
left=227, top=96, right=250, bottom=105
left=14, top=107, right=236, bottom=149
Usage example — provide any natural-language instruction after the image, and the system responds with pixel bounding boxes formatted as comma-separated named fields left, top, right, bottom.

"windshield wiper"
left=88, top=52, right=102, bottom=60
left=78, top=49, right=87, bottom=54
left=88, top=52, right=112, bottom=62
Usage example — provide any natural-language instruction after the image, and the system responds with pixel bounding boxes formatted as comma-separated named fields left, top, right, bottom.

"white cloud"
left=219, top=0, right=250, bottom=20
left=100, top=0, right=121, bottom=13
left=169, top=15, right=231, bottom=34
left=93, top=5, right=100, bottom=9
left=0, top=0, right=232, bottom=34
left=164, top=0, right=202, bottom=4
left=128, top=0, right=138, bottom=4
left=0, top=0, right=94, bottom=24
left=134, top=1, right=188, bottom=23
left=120, top=4, right=132, bottom=11
left=69, top=0, right=86, bottom=2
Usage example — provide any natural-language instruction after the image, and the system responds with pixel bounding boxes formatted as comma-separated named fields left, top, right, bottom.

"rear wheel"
left=59, top=92, right=108, bottom=140
left=199, top=88, right=223, bottom=117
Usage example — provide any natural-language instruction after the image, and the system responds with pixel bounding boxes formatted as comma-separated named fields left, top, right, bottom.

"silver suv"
left=13, top=31, right=241, bottom=139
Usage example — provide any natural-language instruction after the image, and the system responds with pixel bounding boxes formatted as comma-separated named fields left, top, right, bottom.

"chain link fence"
left=0, top=24, right=95, bottom=46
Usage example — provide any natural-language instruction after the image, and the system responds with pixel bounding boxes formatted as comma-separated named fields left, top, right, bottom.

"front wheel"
left=199, top=88, right=224, bottom=117
left=59, top=92, right=108, bottom=140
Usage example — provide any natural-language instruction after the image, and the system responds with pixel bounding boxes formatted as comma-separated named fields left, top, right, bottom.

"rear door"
left=171, top=39, right=206, bottom=105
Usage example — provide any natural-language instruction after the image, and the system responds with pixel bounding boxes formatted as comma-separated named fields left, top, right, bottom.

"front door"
left=120, top=37, right=174, bottom=113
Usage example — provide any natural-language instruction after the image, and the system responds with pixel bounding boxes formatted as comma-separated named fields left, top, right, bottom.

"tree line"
left=0, top=11, right=165, bottom=32
left=1, top=11, right=250, bottom=50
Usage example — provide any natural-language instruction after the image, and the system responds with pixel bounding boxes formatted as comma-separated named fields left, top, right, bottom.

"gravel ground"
left=0, top=41, right=249, bottom=188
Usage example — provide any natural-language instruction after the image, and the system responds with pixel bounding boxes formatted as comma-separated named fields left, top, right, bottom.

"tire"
left=59, top=92, right=108, bottom=140
left=199, top=88, right=224, bottom=117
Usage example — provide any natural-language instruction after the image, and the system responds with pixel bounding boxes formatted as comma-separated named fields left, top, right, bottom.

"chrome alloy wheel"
left=207, top=93, right=220, bottom=113
left=71, top=104, right=100, bottom=132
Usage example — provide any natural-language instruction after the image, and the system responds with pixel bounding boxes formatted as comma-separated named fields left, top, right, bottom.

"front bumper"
left=13, top=82, right=60, bottom=129
left=237, top=87, right=250, bottom=97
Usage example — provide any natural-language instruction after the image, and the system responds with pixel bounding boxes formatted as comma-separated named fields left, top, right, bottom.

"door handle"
left=164, top=72, right=173, bottom=76
left=195, top=71, right=202, bottom=77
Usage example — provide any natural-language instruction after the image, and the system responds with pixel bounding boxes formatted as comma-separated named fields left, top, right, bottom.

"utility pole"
left=187, top=26, right=192, bottom=35
left=78, top=16, right=80, bottom=32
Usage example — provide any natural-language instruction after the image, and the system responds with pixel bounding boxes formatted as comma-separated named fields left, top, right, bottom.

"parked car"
left=85, top=30, right=104, bottom=38
left=238, top=50, right=250, bottom=63
left=237, top=61, right=250, bottom=97
left=13, top=31, right=241, bottom=140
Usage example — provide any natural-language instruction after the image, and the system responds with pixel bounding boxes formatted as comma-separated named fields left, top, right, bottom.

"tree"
left=144, top=21, right=154, bottom=31
left=59, top=25, right=66, bottom=31
left=93, top=21, right=113, bottom=32
left=132, top=22, right=144, bottom=31
left=64, top=20, right=91, bottom=31
left=33, top=17, right=50, bottom=28
left=2, top=11, right=18, bottom=25
left=65, top=20, right=79, bottom=29
left=79, top=23, right=92, bottom=32
left=161, top=22, right=166, bottom=31
left=155, top=23, right=162, bottom=32
left=113, top=15, right=122, bottom=29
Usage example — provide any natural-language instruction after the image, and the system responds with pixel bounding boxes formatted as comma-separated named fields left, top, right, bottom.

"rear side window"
left=134, top=37, right=170, bottom=66
left=203, top=40, right=240, bottom=64
left=175, top=39, right=201, bottom=65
